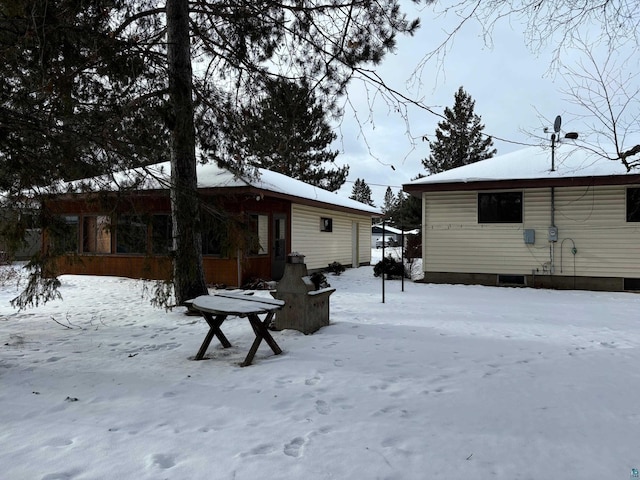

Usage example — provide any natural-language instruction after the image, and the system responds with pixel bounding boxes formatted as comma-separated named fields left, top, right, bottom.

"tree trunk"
left=166, top=0, right=208, bottom=305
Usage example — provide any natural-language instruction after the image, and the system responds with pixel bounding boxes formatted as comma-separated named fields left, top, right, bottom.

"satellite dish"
left=554, top=115, right=562, bottom=133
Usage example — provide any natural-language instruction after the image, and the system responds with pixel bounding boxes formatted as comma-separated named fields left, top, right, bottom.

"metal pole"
left=400, top=194, right=405, bottom=292
left=551, top=133, right=556, bottom=171
left=401, top=228, right=405, bottom=292
left=381, top=220, right=385, bottom=303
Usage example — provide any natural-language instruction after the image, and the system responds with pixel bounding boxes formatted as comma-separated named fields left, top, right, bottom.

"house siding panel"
left=291, top=204, right=371, bottom=270
left=423, top=186, right=640, bottom=280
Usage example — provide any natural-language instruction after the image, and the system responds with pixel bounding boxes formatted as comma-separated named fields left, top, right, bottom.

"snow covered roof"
left=371, top=224, right=419, bottom=235
left=404, top=145, right=639, bottom=190
left=62, top=161, right=381, bottom=215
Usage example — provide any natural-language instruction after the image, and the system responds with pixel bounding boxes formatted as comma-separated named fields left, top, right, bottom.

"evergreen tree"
left=393, top=191, right=421, bottom=230
left=349, top=179, right=375, bottom=207
left=382, top=187, right=397, bottom=217
left=0, top=0, right=167, bottom=194
left=1, top=0, right=427, bottom=308
left=1, top=0, right=171, bottom=308
left=220, top=78, right=348, bottom=191
left=422, top=86, right=496, bottom=174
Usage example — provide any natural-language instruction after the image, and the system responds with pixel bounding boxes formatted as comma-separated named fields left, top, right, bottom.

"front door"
left=272, top=214, right=287, bottom=280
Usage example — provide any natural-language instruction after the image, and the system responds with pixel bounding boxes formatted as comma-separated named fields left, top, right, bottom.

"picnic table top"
left=191, top=292, right=284, bottom=317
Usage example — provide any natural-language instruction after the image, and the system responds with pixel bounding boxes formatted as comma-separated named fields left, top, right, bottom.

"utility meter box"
left=523, top=229, right=535, bottom=244
left=548, top=226, right=559, bottom=242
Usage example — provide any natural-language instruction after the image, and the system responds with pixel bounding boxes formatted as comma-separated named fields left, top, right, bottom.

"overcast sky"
left=331, top=3, right=592, bottom=204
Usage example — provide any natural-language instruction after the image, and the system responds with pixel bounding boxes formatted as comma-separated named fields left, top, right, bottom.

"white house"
left=403, top=145, right=640, bottom=291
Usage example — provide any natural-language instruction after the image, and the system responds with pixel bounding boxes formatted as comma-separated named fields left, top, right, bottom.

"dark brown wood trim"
left=403, top=174, right=640, bottom=194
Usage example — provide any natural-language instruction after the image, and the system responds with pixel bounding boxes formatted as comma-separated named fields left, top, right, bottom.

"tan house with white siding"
left=403, top=146, right=640, bottom=291
left=44, top=162, right=380, bottom=287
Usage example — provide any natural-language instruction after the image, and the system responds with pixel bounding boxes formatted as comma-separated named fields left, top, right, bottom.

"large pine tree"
left=1, top=0, right=171, bottom=308
left=0, top=0, right=167, bottom=193
left=218, top=78, right=348, bottom=192
left=422, top=86, right=496, bottom=174
left=2, top=0, right=427, bottom=307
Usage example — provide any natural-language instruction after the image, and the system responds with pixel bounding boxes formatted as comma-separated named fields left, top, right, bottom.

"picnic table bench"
left=189, top=292, right=285, bottom=367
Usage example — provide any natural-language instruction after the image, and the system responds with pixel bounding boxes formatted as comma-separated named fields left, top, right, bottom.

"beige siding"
left=291, top=204, right=372, bottom=270
left=423, top=186, right=640, bottom=278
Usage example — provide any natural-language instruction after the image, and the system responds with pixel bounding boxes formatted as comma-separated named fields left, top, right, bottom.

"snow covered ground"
left=2, top=250, right=640, bottom=479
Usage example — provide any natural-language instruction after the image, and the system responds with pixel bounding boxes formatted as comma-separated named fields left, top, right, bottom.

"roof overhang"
left=46, top=184, right=382, bottom=218
left=199, top=186, right=383, bottom=217
left=403, top=174, right=640, bottom=194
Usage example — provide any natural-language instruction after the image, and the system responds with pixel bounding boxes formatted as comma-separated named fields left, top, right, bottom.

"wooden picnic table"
left=190, top=292, right=285, bottom=367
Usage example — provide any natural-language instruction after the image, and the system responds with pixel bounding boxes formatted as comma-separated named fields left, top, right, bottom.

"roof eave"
left=200, top=186, right=381, bottom=216
left=403, top=174, right=640, bottom=193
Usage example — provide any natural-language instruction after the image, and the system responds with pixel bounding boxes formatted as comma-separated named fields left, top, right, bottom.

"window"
left=478, top=192, right=523, bottom=223
left=53, top=215, right=79, bottom=253
left=248, top=214, right=268, bottom=255
left=626, top=188, right=640, bottom=222
left=201, top=213, right=224, bottom=256
left=83, top=215, right=111, bottom=253
left=152, top=215, right=172, bottom=254
left=320, top=217, right=333, bottom=232
left=274, top=216, right=286, bottom=261
left=19, top=211, right=39, bottom=230
left=116, top=215, right=147, bottom=254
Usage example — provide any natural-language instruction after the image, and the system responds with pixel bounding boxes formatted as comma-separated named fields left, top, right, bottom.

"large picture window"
left=626, top=188, right=640, bottom=222
left=478, top=192, right=523, bottom=223
left=83, top=215, right=111, bottom=253
left=116, top=215, right=147, bottom=254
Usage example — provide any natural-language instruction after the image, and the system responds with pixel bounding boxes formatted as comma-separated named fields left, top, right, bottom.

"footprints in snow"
left=237, top=372, right=338, bottom=460
left=315, top=399, right=330, bottom=415
left=147, top=453, right=177, bottom=469
left=241, top=427, right=333, bottom=460
left=284, top=437, right=306, bottom=457
left=304, top=375, right=321, bottom=386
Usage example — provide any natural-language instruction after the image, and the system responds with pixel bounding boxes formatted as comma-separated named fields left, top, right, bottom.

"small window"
left=320, top=217, right=333, bottom=232
left=116, top=215, right=147, bottom=254
left=83, top=215, right=111, bottom=253
left=152, top=215, right=172, bottom=255
left=626, top=188, right=640, bottom=222
left=478, top=192, right=523, bottom=223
